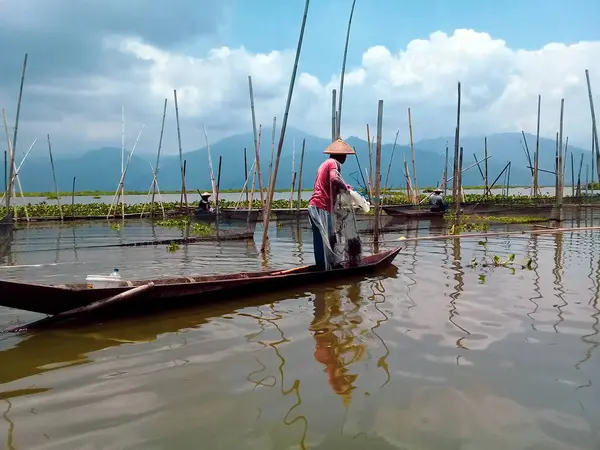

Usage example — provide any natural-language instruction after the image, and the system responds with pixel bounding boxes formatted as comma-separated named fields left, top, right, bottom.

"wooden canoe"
left=383, top=205, right=447, bottom=218
left=0, top=248, right=401, bottom=318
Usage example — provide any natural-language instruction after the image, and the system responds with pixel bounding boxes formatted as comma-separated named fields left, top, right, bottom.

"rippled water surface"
left=1, top=217, right=600, bottom=449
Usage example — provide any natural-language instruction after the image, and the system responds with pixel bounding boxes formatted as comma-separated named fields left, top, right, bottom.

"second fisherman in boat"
left=429, top=188, right=448, bottom=212
left=308, top=138, right=355, bottom=271
left=199, top=192, right=213, bottom=213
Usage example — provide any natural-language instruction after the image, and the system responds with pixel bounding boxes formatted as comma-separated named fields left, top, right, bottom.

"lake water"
left=1, top=218, right=600, bottom=449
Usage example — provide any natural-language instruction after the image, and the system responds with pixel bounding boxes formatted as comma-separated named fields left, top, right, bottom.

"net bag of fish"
left=332, top=188, right=369, bottom=267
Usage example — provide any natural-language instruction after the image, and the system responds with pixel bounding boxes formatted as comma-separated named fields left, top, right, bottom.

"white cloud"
left=3, top=29, right=600, bottom=154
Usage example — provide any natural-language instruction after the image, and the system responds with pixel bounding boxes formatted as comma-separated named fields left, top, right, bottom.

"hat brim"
left=323, top=138, right=356, bottom=155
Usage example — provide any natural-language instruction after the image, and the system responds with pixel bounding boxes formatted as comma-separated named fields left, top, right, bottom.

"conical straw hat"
left=323, top=138, right=355, bottom=155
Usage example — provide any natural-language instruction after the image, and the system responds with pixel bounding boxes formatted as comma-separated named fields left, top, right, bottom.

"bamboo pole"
left=557, top=99, right=565, bottom=210
left=120, top=106, right=125, bottom=219
left=576, top=154, right=584, bottom=197
left=3, top=150, right=6, bottom=202
left=2, top=110, right=14, bottom=212
left=484, top=137, right=489, bottom=195
left=473, top=154, right=485, bottom=181
left=408, top=107, right=418, bottom=202
left=151, top=98, right=167, bottom=216
left=296, top=139, right=305, bottom=212
left=366, top=124, right=373, bottom=198
left=289, top=172, right=296, bottom=208
left=173, top=89, right=188, bottom=209
left=534, top=95, right=541, bottom=196
left=107, top=124, right=145, bottom=218
left=202, top=124, right=218, bottom=202
left=452, top=82, right=461, bottom=213
left=216, top=155, right=222, bottom=237
left=261, top=0, right=310, bottom=253
left=571, top=152, right=575, bottom=197
left=71, top=177, right=76, bottom=219
left=335, top=0, right=356, bottom=140
left=458, top=147, right=464, bottom=202
left=331, top=89, right=337, bottom=142
left=442, top=141, right=449, bottom=195
left=591, top=124, right=596, bottom=194
left=182, top=159, right=188, bottom=212
left=383, top=129, right=399, bottom=194
left=267, top=117, right=277, bottom=192
left=244, top=147, right=249, bottom=203
left=248, top=75, right=265, bottom=204
left=584, top=70, right=599, bottom=182
left=373, top=100, right=383, bottom=246
left=46, top=134, right=63, bottom=220
left=248, top=125, right=262, bottom=211
left=6, top=54, right=27, bottom=216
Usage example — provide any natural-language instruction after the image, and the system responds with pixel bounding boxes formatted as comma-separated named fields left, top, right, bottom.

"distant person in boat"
left=429, top=188, right=448, bottom=212
left=199, top=192, right=213, bottom=213
left=308, top=138, right=355, bottom=271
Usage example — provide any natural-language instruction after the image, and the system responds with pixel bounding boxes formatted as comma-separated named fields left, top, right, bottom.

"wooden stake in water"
left=216, top=155, right=222, bottom=237
left=248, top=75, right=265, bottom=204
left=585, top=70, right=600, bottom=182
left=571, top=152, right=575, bottom=197
left=71, top=177, right=76, bottom=219
left=366, top=124, right=373, bottom=198
left=383, top=129, right=399, bottom=194
left=373, top=100, right=383, bottom=247
left=108, top=125, right=145, bottom=218
left=336, top=0, right=357, bottom=140
left=173, top=89, right=188, bottom=209
left=120, top=105, right=125, bottom=219
left=452, top=82, right=461, bottom=213
left=297, top=139, right=305, bottom=212
left=557, top=99, right=565, bottom=208
left=46, top=134, right=63, bottom=220
left=202, top=124, right=218, bottom=203
left=7, top=54, right=27, bottom=217
left=267, top=117, right=277, bottom=193
left=151, top=98, right=168, bottom=217
left=408, top=107, right=418, bottom=202
left=484, top=137, right=489, bottom=195
left=244, top=147, right=249, bottom=203
left=534, top=95, right=541, bottom=196
left=261, top=0, right=310, bottom=253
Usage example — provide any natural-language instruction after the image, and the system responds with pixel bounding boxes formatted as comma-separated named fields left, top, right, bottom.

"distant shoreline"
left=4, top=185, right=558, bottom=198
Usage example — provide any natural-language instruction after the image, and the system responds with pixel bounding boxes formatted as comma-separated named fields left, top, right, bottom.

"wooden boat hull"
left=383, top=205, right=446, bottom=218
left=0, top=248, right=401, bottom=317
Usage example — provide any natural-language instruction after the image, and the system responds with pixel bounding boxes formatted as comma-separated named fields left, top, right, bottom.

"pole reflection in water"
left=576, top=231, right=600, bottom=372
left=2, top=399, right=15, bottom=450
left=527, top=234, right=542, bottom=327
left=449, top=237, right=470, bottom=352
left=240, top=303, right=309, bottom=449
left=552, top=232, right=566, bottom=333
left=367, top=279, right=391, bottom=388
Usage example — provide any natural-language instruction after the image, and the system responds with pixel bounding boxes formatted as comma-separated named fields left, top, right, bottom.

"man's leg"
left=308, top=207, right=326, bottom=270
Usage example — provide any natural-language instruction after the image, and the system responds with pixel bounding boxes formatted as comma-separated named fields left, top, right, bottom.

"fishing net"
left=308, top=169, right=368, bottom=269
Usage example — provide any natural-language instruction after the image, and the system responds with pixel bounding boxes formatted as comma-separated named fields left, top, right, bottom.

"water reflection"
left=2, top=220, right=600, bottom=448
left=310, top=287, right=365, bottom=406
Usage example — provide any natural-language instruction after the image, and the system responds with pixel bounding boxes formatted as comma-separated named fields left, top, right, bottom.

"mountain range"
left=4, top=128, right=596, bottom=193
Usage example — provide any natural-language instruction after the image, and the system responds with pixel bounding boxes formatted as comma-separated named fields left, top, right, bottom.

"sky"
left=0, top=0, right=599, bottom=157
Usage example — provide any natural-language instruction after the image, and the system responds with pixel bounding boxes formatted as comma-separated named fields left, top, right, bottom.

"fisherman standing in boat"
left=429, top=188, right=448, bottom=213
left=198, top=192, right=213, bottom=213
left=308, top=138, right=355, bottom=271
